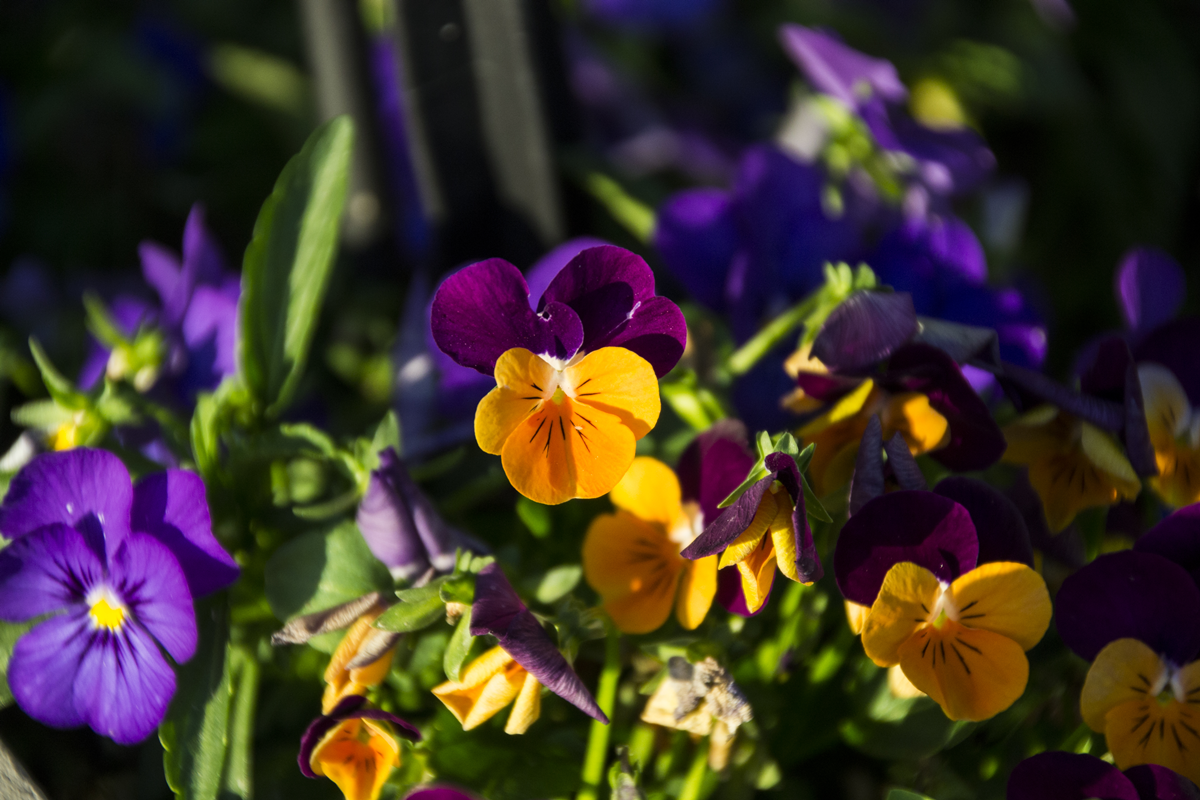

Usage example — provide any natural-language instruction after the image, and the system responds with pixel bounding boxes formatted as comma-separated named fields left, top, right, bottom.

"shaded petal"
left=1140, top=364, right=1192, bottom=440
left=385, top=450, right=461, bottom=573
left=0, top=524, right=101, bottom=620
left=582, top=511, right=681, bottom=634
left=356, top=451, right=431, bottom=581
left=777, top=24, right=907, bottom=109
left=609, top=457, right=683, bottom=528
left=0, top=449, right=133, bottom=556
left=470, top=563, right=524, bottom=637
left=8, top=610, right=91, bottom=729
left=879, top=392, right=949, bottom=454
left=1080, top=638, right=1164, bottom=732
left=715, top=565, right=770, bottom=618
left=811, top=292, right=917, bottom=374
left=834, top=491, right=978, bottom=607
left=848, top=415, right=885, bottom=515
left=654, top=189, right=739, bottom=311
left=845, top=600, right=871, bottom=635
left=181, top=204, right=228, bottom=288
left=948, top=562, right=1051, bottom=651
left=524, top=238, right=610, bottom=304
left=716, top=490, right=777, bottom=568
left=1135, top=504, right=1200, bottom=588
left=861, top=562, right=942, bottom=667
left=111, top=534, right=197, bottom=663
left=884, top=432, right=928, bottom=491
left=567, top=346, right=661, bottom=440
left=180, top=284, right=240, bottom=394
left=505, top=670, right=541, bottom=734
left=540, top=246, right=686, bottom=378
left=1117, top=247, right=1187, bottom=334
left=1006, top=752, right=1139, bottom=800
left=1134, top=319, right=1200, bottom=406
left=1056, top=551, right=1200, bottom=664
left=676, top=556, right=716, bottom=630
left=74, top=621, right=176, bottom=744
left=431, top=258, right=584, bottom=374
left=934, top=477, right=1035, bottom=568
left=1123, top=763, right=1200, bottom=800
left=1105, top=696, right=1200, bottom=785
left=139, top=241, right=185, bottom=325
left=130, top=470, right=238, bottom=597
left=736, top=537, right=777, bottom=614
left=675, top=420, right=756, bottom=524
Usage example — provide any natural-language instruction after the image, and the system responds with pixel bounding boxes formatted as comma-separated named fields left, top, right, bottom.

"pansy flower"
left=1137, top=364, right=1200, bottom=508
left=1056, top=548, right=1200, bottom=783
left=836, top=484, right=1049, bottom=721
left=681, top=449, right=820, bottom=614
left=432, top=564, right=606, bottom=733
left=1008, top=751, right=1200, bottom=800
left=430, top=245, right=686, bottom=504
left=299, top=694, right=421, bottom=800
left=0, top=448, right=238, bottom=743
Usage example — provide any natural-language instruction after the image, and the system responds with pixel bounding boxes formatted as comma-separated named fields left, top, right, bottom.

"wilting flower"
left=641, top=656, right=752, bottom=770
left=299, top=694, right=421, bottom=800
left=432, top=563, right=606, bottom=733
left=837, top=486, right=1048, bottom=721
left=430, top=246, right=686, bottom=504
left=681, top=450, right=819, bottom=614
left=1056, top=548, right=1200, bottom=783
left=1008, top=751, right=1200, bottom=800
left=0, top=448, right=238, bottom=743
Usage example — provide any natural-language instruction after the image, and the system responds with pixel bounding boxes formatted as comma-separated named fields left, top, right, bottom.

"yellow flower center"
left=89, top=596, right=126, bottom=630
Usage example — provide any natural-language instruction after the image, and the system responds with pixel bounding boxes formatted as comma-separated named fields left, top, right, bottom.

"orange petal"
left=675, top=555, right=717, bottom=630
left=582, top=510, right=683, bottom=634
left=311, top=718, right=401, bottom=800
left=475, top=348, right=557, bottom=455
left=1104, top=696, right=1200, bottom=785
left=898, top=621, right=1029, bottom=722
left=566, top=347, right=661, bottom=440
left=947, top=562, right=1051, bottom=651
left=609, top=457, right=683, bottom=528
left=861, top=562, right=943, bottom=668
left=717, top=489, right=778, bottom=569
left=881, top=392, right=950, bottom=455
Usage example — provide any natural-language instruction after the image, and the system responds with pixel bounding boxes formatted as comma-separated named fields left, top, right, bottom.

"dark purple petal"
left=74, top=621, right=176, bottom=744
left=933, top=477, right=1033, bottom=568
left=884, top=432, right=927, bottom=492
left=130, top=470, right=238, bottom=597
left=777, top=24, right=907, bottom=109
left=525, top=238, right=609, bottom=305
left=1006, top=751, right=1139, bottom=800
left=1080, top=336, right=1133, bottom=400
left=0, top=524, right=100, bottom=620
left=0, top=449, right=133, bottom=557
left=1134, top=504, right=1200, bottom=588
left=1125, top=764, right=1200, bottom=800
left=849, top=415, right=885, bottom=516
left=763, top=452, right=821, bottom=582
left=539, top=246, right=686, bottom=378
left=1123, top=356, right=1158, bottom=477
left=1116, top=247, right=1187, bottom=334
left=430, top=258, right=585, bottom=375
left=675, top=420, right=755, bottom=526
left=863, top=100, right=995, bottom=196
left=1134, top=318, right=1200, bottom=406
left=297, top=694, right=421, bottom=777
left=1056, top=551, right=1200, bottom=664
left=683, top=472, right=774, bottom=560
left=715, top=565, right=770, bottom=617
left=834, top=491, right=978, bottom=607
left=794, top=371, right=863, bottom=403
left=811, top=292, right=917, bottom=374
left=469, top=563, right=525, bottom=637
left=404, top=787, right=480, bottom=800
left=110, top=534, right=197, bottom=664
left=885, top=344, right=1006, bottom=471
left=999, top=362, right=1125, bottom=431
left=654, top=189, right=739, bottom=311
left=8, top=610, right=91, bottom=729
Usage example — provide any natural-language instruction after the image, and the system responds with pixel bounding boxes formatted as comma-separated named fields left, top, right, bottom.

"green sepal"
left=443, top=612, right=475, bottom=682
left=374, top=579, right=449, bottom=633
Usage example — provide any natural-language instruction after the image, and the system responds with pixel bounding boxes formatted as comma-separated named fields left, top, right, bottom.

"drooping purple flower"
left=431, top=245, right=685, bottom=379
left=0, top=448, right=237, bottom=744
left=470, top=563, right=608, bottom=723
left=777, top=25, right=907, bottom=110
left=1008, top=751, right=1200, bottom=800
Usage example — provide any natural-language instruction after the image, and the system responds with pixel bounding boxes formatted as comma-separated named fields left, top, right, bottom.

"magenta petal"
left=933, top=477, right=1034, bottom=568
left=8, top=610, right=91, bottom=729
left=131, top=470, right=238, bottom=597
left=540, top=246, right=686, bottom=377
left=1124, top=764, right=1200, bottom=800
left=715, top=565, right=770, bottom=617
left=0, top=524, right=102, bottom=621
left=74, top=621, right=176, bottom=744
left=0, top=449, right=133, bottom=556
left=777, top=24, right=907, bottom=109
left=1006, top=751, right=1139, bottom=800
left=110, top=534, right=197, bottom=664
left=524, top=237, right=610, bottom=304
left=1116, top=247, right=1187, bottom=334
left=834, top=491, right=978, bottom=607
left=404, top=787, right=480, bottom=800
left=1134, top=504, right=1200, bottom=588
left=430, top=258, right=585, bottom=375
left=675, top=420, right=755, bottom=526
left=1056, top=551, right=1200, bottom=664
left=811, top=292, right=918, bottom=373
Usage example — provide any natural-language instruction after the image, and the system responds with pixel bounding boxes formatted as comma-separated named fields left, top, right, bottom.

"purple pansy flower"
left=1008, top=751, right=1200, bottom=800
left=0, top=449, right=238, bottom=744
left=469, top=563, right=607, bottom=723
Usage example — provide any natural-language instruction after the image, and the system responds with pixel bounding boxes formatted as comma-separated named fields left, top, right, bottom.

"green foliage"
left=376, top=580, right=450, bottom=633
left=443, top=613, right=475, bottom=682
left=0, top=620, right=34, bottom=709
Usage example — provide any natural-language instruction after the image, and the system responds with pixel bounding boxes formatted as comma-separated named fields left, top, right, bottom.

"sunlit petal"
left=505, top=671, right=542, bottom=735
left=675, top=556, right=717, bottom=630
left=582, top=511, right=682, bottom=634
left=565, top=347, right=661, bottom=439
left=717, top=490, right=779, bottom=569
left=475, top=348, right=558, bottom=455
left=862, top=562, right=942, bottom=667
left=947, top=562, right=1051, bottom=651
left=881, top=392, right=950, bottom=455
left=898, top=621, right=1029, bottom=722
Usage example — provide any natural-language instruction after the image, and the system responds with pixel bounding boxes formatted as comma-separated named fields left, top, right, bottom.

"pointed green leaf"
left=0, top=620, right=35, bottom=709
left=443, top=613, right=475, bottom=682
left=221, top=649, right=260, bottom=800
left=28, top=338, right=86, bottom=409
left=375, top=581, right=448, bottom=633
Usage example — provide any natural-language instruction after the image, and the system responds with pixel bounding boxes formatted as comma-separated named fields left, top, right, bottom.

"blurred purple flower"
left=1008, top=751, right=1199, bottom=800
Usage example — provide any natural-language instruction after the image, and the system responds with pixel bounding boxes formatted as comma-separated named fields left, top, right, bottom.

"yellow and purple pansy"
left=1007, top=751, right=1200, bottom=800
left=430, top=245, right=687, bottom=504
left=835, top=484, right=1049, bottom=721
left=1137, top=361, right=1200, bottom=509
left=299, top=694, right=422, bottom=800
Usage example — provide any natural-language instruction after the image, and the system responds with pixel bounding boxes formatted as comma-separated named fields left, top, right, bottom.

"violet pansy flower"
left=431, top=245, right=686, bottom=505
left=1008, top=751, right=1200, bottom=800
left=0, top=448, right=238, bottom=744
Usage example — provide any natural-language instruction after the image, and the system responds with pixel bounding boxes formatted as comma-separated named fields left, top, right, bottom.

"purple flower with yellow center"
left=299, top=694, right=421, bottom=800
left=1008, top=751, right=1200, bottom=800
left=431, top=246, right=686, bottom=505
left=0, top=448, right=238, bottom=743
left=1056, top=549, right=1200, bottom=784
left=836, top=485, right=1049, bottom=721
left=432, top=563, right=606, bottom=733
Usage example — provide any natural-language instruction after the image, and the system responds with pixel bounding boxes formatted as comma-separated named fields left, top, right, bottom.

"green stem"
left=727, top=294, right=821, bottom=376
left=677, top=740, right=709, bottom=800
left=578, top=619, right=621, bottom=800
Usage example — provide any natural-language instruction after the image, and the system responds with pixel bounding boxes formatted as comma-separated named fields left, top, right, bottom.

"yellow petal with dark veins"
left=1105, top=696, right=1200, bottom=785
left=862, top=562, right=942, bottom=668
left=475, top=348, right=558, bottom=455
left=582, top=511, right=683, bottom=634
left=565, top=347, right=660, bottom=440
left=947, top=562, right=1051, bottom=652
left=1081, top=638, right=1165, bottom=733
left=736, top=535, right=777, bottom=614
left=675, top=555, right=717, bottom=630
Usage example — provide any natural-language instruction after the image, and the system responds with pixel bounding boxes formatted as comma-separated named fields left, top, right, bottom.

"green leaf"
left=516, top=496, right=552, bottom=538
left=221, top=649, right=260, bottom=800
left=11, top=399, right=72, bottom=431
left=801, top=473, right=832, bottom=523
left=239, top=115, right=354, bottom=417
left=438, top=573, right=475, bottom=605
left=375, top=581, right=448, bottom=633
left=0, top=620, right=35, bottom=708
left=885, top=791, right=935, bottom=800
left=443, top=613, right=475, bottom=682
left=264, top=519, right=393, bottom=631
left=370, top=410, right=401, bottom=462
left=28, top=338, right=86, bottom=409
left=82, top=293, right=132, bottom=349
left=160, top=595, right=234, bottom=800
left=536, top=564, right=582, bottom=605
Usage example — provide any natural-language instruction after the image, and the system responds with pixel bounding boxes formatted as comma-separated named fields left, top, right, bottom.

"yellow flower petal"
left=898, top=620, right=1029, bottom=722
left=475, top=348, right=558, bottom=455
left=1080, top=422, right=1141, bottom=491
left=737, top=536, right=777, bottom=614
left=862, top=562, right=943, bottom=668
left=565, top=347, right=661, bottom=440
left=845, top=600, right=871, bottom=636
left=432, top=647, right=528, bottom=730
left=888, top=663, right=926, bottom=699
left=716, top=489, right=778, bottom=569
left=609, top=457, right=683, bottom=528
left=798, top=379, right=877, bottom=438
left=1001, top=407, right=1070, bottom=465
left=1104, top=695, right=1200, bottom=784
left=1028, top=448, right=1134, bottom=532
left=880, top=392, right=950, bottom=455
left=582, top=511, right=683, bottom=634
left=947, top=562, right=1051, bottom=651
left=804, top=416, right=871, bottom=498
left=1150, top=444, right=1200, bottom=509
left=505, top=671, right=542, bottom=735
left=769, top=491, right=804, bottom=584
left=311, top=718, right=401, bottom=800
left=1140, top=364, right=1192, bottom=441
left=675, top=555, right=717, bottom=630
left=1080, top=638, right=1166, bottom=732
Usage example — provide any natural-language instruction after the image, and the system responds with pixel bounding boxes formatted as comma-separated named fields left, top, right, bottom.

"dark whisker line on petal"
left=543, top=425, right=553, bottom=455
left=529, top=417, right=547, bottom=443
left=576, top=413, right=598, bottom=429
left=1138, top=673, right=1152, bottom=686
left=577, top=392, right=600, bottom=397
left=577, top=378, right=592, bottom=389
left=1173, top=723, right=1187, bottom=752
left=559, top=417, right=566, bottom=441
left=950, top=642, right=970, bottom=674
left=1130, top=714, right=1150, bottom=734
left=958, top=600, right=978, bottom=613
left=531, top=383, right=543, bottom=392
left=939, top=640, right=947, bottom=666
left=955, top=636, right=982, bottom=655
left=575, top=427, right=592, bottom=453
left=960, top=613, right=985, bottom=620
